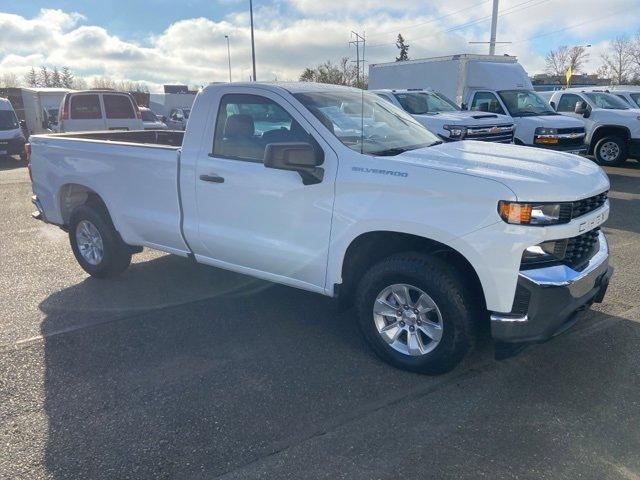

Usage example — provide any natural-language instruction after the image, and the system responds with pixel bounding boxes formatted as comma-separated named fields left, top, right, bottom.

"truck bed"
left=49, top=129, right=184, bottom=148
left=29, top=129, right=189, bottom=256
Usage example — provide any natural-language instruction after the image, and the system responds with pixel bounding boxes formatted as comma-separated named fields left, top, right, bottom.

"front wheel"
left=355, top=253, right=478, bottom=375
left=69, top=204, right=132, bottom=278
left=594, top=136, right=627, bottom=166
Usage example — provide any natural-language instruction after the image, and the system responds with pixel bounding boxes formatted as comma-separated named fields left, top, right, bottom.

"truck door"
left=102, top=93, right=142, bottom=130
left=65, top=93, right=106, bottom=132
left=191, top=90, right=337, bottom=292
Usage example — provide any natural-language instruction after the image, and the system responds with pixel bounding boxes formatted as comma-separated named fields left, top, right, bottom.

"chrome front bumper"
left=491, top=230, right=613, bottom=343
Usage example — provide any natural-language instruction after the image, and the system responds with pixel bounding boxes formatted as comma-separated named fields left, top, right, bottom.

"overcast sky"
left=1, top=0, right=639, bottom=91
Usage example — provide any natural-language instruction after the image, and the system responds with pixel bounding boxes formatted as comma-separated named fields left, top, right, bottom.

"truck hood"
left=516, top=114, right=584, bottom=129
left=413, top=111, right=512, bottom=125
left=0, top=128, right=24, bottom=140
left=394, top=140, right=609, bottom=202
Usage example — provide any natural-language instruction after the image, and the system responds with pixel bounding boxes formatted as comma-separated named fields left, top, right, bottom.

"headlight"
left=521, top=240, right=567, bottom=266
left=498, top=201, right=571, bottom=225
left=534, top=127, right=559, bottom=144
left=443, top=124, right=466, bottom=138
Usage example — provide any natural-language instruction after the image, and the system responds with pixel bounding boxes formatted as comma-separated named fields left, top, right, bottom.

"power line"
left=367, top=0, right=551, bottom=48
left=368, top=0, right=491, bottom=38
left=512, top=7, right=627, bottom=44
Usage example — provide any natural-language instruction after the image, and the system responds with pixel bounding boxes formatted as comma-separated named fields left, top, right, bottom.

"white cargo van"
left=58, top=90, right=144, bottom=133
left=0, top=97, right=27, bottom=159
left=370, top=88, right=514, bottom=143
left=369, top=54, right=587, bottom=154
left=546, top=88, right=640, bottom=165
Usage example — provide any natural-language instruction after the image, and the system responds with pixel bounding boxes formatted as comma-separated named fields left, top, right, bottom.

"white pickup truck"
left=544, top=88, right=640, bottom=165
left=370, top=88, right=514, bottom=143
left=29, top=82, right=613, bottom=374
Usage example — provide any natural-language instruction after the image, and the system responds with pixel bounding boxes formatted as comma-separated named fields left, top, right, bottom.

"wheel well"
left=58, top=184, right=108, bottom=226
left=589, top=126, right=630, bottom=154
left=338, top=231, right=486, bottom=310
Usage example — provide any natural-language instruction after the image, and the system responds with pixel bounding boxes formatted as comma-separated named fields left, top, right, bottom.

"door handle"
left=199, top=174, right=225, bottom=183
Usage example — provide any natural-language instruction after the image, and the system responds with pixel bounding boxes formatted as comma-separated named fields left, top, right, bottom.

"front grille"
left=465, top=125, right=514, bottom=143
left=572, top=191, right=608, bottom=219
left=564, top=228, right=600, bottom=269
left=557, top=127, right=584, bottom=134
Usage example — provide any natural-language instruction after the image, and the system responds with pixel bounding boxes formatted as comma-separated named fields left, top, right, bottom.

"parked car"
left=29, top=82, right=612, bottom=374
left=140, top=107, right=168, bottom=130
left=57, top=90, right=144, bottom=132
left=164, top=107, right=190, bottom=130
left=369, top=54, right=587, bottom=154
left=0, top=97, right=27, bottom=160
left=546, top=88, right=640, bottom=165
left=370, top=88, right=514, bottom=143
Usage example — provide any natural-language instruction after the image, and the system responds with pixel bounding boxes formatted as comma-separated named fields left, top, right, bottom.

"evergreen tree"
left=395, top=34, right=410, bottom=62
left=38, top=66, right=51, bottom=87
left=51, top=67, right=62, bottom=87
left=25, top=67, right=38, bottom=87
left=61, top=66, right=74, bottom=88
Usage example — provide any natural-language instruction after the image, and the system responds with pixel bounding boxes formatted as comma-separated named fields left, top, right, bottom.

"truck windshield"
left=497, top=90, right=556, bottom=117
left=584, top=92, right=630, bottom=110
left=0, top=110, right=19, bottom=130
left=392, top=91, right=459, bottom=114
left=293, top=90, right=440, bottom=156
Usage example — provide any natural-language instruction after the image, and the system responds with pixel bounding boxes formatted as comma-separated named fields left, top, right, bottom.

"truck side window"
left=70, top=94, right=102, bottom=120
left=212, top=94, right=309, bottom=162
left=104, top=94, right=135, bottom=119
left=557, top=94, right=582, bottom=112
left=470, top=92, right=506, bottom=115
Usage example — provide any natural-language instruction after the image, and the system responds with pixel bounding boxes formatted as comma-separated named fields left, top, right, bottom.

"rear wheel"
left=594, top=135, right=627, bottom=166
left=69, top=204, right=131, bottom=278
left=355, top=253, right=478, bottom=375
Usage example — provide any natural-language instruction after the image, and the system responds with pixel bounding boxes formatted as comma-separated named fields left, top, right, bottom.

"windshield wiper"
left=371, top=141, right=441, bottom=156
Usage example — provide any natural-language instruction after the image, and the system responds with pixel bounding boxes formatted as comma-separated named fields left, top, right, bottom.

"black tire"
left=355, top=253, right=479, bottom=375
left=69, top=204, right=131, bottom=278
left=594, top=135, right=627, bottom=166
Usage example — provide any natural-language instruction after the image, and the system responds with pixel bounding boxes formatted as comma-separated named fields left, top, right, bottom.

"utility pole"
left=249, top=0, right=257, bottom=81
left=349, top=31, right=366, bottom=87
left=468, top=0, right=510, bottom=55
left=224, top=35, right=232, bottom=82
left=489, top=0, right=499, bottom=55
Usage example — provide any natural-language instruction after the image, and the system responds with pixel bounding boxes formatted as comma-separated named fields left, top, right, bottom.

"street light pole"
left=224, top=35, right=232, bottom=82
left=249, top=0, right=257, bottom=81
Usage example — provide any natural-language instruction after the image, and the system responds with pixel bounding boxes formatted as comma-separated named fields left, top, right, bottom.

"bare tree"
left=61, top=66, right=74, bottom=89
left=629, top=32, right=640, bottom=82
left=299, top=57, right=363, bottom=87
left=0, top=72, right=19, bottom=88
left=545, top=45, right=589, bottom=76
left=601, top=36, right=633, bottom=84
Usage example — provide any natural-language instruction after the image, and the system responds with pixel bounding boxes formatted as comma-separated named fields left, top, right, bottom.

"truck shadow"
left=36, top=256, right=640, bottom=479
left=0, top=154, right=26, bottom=171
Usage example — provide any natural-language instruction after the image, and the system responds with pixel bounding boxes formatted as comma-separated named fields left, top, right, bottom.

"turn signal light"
left=498, top=201, right=532, bottom=224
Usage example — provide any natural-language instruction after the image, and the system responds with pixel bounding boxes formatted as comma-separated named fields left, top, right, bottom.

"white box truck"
left=369, top=54, right=587, bottom=154
left=21, top=87, right=72, bottom=135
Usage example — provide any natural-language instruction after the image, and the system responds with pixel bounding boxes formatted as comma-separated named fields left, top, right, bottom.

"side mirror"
left=574, top=101, right=589, bottom=116
left=264, top=142, right=324, bottom=185
left=19, top=120, right=26, bottom=128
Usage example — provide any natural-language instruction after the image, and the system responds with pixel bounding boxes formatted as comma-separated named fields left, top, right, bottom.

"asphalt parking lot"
left=1, top=154, right=640, bottom=480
